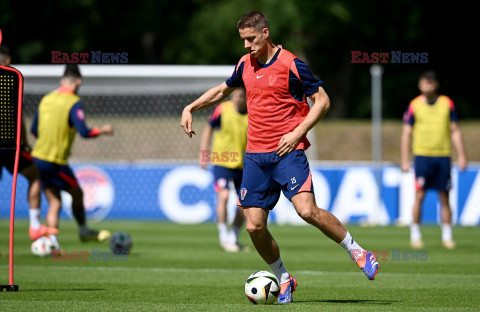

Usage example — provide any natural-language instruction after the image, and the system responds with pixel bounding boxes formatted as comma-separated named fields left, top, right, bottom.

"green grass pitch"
left=1, top=220, right=479, bottom=311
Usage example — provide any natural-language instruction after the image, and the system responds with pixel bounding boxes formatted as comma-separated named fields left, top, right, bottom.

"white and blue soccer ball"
left=109, top=231, right=133, bottom=254
left=31, top=236, right=55, bottom=257
left=245, top=271, right=280, bottom=304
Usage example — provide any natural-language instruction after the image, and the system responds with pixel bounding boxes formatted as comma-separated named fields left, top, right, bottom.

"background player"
left=181, top=11, right=379, bottom=303
left=199, top=88, right=248, bottom=252
left=30, top=64, right=113, bottom=249
left=0, top=46, right=58, bottom=241
left=401, top=70, right=467, bottom=249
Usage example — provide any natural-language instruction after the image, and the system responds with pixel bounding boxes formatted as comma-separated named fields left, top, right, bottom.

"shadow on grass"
left=294, top=299, right=399, bottom=305
left=23, top=288, right=105, bottom=292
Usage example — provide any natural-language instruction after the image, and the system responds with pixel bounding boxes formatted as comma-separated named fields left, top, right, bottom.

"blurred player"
left=0, top=46, right=58, bottom=240
left=401, top=70, right=466, bottom=250
left=199, top=88, right=248, bottom=252
left=30, top=64, right=113, bottom=248
left=181, top=11, right=379, bottom=303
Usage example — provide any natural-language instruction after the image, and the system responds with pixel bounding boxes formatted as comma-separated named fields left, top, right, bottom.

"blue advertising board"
left=1, top=163, right=479, bottom=225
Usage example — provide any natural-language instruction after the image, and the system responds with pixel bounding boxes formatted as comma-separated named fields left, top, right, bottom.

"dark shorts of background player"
left=414, top=155, right=451, bottom=192
left=33, top=157, right=78, bottom=190
left=238, top=150, right=313, bottom=210
left=212, top=165, right=243, bottom=196
left=0, top=147, right=35, bottom=178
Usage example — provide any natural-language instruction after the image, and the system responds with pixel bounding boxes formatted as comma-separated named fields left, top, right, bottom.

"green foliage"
left=0, top=0, right=474, bottom=119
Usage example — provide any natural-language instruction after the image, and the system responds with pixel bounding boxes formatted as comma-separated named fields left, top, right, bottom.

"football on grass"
left=31, top=236, right=55, bottom=257
left=109, top=231, right=133, bottom=254
left=245, top=271, right=280, bottom=304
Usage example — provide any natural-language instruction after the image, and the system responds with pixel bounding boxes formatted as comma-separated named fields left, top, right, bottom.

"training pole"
left=0, top=28, right=22, bottom=292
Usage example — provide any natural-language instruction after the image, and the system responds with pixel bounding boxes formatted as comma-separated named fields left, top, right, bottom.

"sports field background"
left=1, top=220, right=479, bottom=311
left=2, top=2, right=479, bottom=310
left=20, top=117, right=480, bottom=163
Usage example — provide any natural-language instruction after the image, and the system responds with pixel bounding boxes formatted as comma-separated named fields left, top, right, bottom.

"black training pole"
left=0, top=28, right=22, bottom=292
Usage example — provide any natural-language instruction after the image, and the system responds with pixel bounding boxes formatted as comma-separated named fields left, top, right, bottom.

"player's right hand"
left=180, top=107, right=196, bottom=138
left=458, top=155, right=467, bottom=172
left=401, top=162, right=410, bottom=173
left=100, top=124, right=114, bottom=135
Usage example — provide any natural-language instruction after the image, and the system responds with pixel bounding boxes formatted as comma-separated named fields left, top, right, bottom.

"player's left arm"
left=70, top=102, right=113, bottom=138
left=450, top=121, right=467, bottom=171
left=276, top=86, right=330, bottom=156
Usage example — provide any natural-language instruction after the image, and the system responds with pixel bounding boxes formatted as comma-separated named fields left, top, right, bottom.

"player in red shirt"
left=180, top=11, right=379, bottom=303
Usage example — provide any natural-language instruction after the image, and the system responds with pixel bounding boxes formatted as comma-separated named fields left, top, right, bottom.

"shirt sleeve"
left=289, top=59, right=323, bottom=102
left=225, top=61, right=245, bottom=88
left=31, top=111, right=39, bottom=137
left=69, top=102, right=100, bottom=138
left=208, top=104, right=223, bottom=129
left=448, top=98, right=458, bottom=122
left=403, top=104, right=415, bottom=125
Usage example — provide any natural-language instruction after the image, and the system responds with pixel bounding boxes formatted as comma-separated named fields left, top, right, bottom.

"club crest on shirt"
left=240, top=188, right=247, bottom=201
left=268, top=75, right=277, bottom=86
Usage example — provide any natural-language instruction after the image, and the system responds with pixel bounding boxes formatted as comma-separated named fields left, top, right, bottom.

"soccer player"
left=181, top=11, right=379, bottom=303
left=30, top=64, right=113, bottom=248
left=199, top=88, right=248, bottom=252
left=401, top=70, right=466, bottom=250
left=0, top=46, right=58, bottom=240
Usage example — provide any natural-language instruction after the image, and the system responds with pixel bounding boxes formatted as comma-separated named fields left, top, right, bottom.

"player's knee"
left=245, top=221, right=266, bottom=235
left=297, top=206, right=315, bottom=221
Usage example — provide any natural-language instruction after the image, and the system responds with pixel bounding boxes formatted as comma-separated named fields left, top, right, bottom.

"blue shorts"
left=33, top=158, right=78, bottom=190
left=212, top=165, right=243, bottom=196
left=238, top=150, right=313, bottom=210
left=414, top=155, right=451, bottom=191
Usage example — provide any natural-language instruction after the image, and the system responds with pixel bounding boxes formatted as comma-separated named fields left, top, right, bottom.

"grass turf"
left=1, top=220, right=479, bottom=311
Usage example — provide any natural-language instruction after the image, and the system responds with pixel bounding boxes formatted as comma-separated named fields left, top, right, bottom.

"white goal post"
left=15, top=64, right=319, bottom=161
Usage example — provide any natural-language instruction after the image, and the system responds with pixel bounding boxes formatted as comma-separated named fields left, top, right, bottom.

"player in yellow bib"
left=401, top=71, right=467, bottom=249
left=31, top=64, right=113, bottom=248
left=199, top=88, right=248, bottom=252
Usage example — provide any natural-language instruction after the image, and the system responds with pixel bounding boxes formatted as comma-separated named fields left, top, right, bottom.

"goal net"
left=16, top=64, right=237, bottom=163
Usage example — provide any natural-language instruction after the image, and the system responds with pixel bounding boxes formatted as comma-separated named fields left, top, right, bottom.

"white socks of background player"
left=441, top=223, right=453, bottom=242
left=410, top=223, right=422, bottom=242
left=49, top=234, right=60, bottom=249
left=268, top=257, right=290, bottom=284
left=338, top=231, right=365, bottom=262
left=411, top=223, right=452, bottom=243
left=229, top=225, right=241, bottom=244
left=217, top=223, right=229, bottom=244
left=29, top=209, right=41, bottom=229
left=218, top=223, right=241, bottom=245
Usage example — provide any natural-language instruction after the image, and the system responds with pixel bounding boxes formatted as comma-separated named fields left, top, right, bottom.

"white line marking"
left=2, top=265, right=479, bottom=279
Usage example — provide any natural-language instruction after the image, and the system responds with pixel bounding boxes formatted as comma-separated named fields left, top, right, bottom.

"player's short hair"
left=0, top=46, right=11, bottom=66
left=62, top=64, right=82, bottom=81
left=237, top=11, right=269, bottom=32
left=419, top=70, right=437, bottom=82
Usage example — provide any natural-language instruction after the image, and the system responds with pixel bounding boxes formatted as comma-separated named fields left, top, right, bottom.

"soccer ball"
left=245, top=271, right=280, bottom=304
left=31, top=236, right=55, bottom=257
left=109, top=231, right=132, bottom=254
